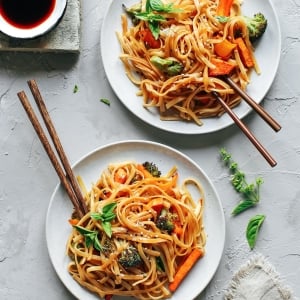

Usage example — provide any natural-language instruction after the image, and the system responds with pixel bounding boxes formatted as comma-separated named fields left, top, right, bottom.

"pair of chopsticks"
left=18, top=80, right=88, bottom=218
left=212, top=76, right=281, bottom=167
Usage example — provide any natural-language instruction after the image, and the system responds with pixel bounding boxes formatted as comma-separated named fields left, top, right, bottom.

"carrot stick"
left=136, top=164, right=153, bottom=178
left=234, top=37, right=254, bottom=68
left=216, top=0, right=234, bottom=16
left=169, top=248, right=204, bottom=292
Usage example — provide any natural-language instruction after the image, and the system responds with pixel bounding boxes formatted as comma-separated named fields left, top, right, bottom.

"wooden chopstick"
left=212, top=91, right=277, bottom=167
left=223, top=75, right=281, bottom=132
left=17, top=80, right=88, bottom=218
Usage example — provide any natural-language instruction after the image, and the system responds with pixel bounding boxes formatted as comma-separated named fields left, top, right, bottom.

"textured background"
left=0, top=0, right=299, bottom=299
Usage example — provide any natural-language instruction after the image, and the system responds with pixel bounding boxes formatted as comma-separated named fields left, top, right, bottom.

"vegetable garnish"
left=246, top=214, right=265, bottom=249
left=91, top=202, right=117, bottom=238
left=126, top=0, right=182, bottom=39
left=220, top=148, right=263, bottom=215
left=168, top=248, right=204, bottom=292
left=100, top=98, right=111, bottom=106
left=74, top=225, right=102, bottom=251
left=73, top=84, right=79, bottom=93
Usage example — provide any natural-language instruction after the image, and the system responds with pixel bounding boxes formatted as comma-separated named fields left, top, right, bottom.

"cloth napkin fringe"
left=224, top=254, right=295, bottom=300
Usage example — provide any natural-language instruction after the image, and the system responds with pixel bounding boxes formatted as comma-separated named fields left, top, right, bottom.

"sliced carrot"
left=173, top=221, right=183, bottom=236
left=114, top=168, right=127, bottom=184
left=216, top=0, right=234, bottom=16
left=169, top=248, right=204, bottom=292
left=208, top=58, right=235, bottom=76
left=68, top=218, right=80, bottom=226
left=136, top=164, right=153, bottom=178
left=214, top=39, right=236, bottom=59
left=234, top=37, right=254, bottom=68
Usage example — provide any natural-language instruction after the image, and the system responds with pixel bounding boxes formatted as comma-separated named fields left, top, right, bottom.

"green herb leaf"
left=93, top=235, right=102, bottom=251
left=102, top=202, right=117, bottom=215
left=149, top=0, right=181, bottom=13
left=220, top=148, right=263, bottom=214
left=74, top=225, right=95, bottom=235
left=232, top=199, right=256, bottom=215
left=73, top=84, right=79, bottom=93
left=102, top=221, right=113, bottom=238
left=91, top=203, right=117, bottom=237
left=136, top=0, right=182, bottom=40
left=74, top=225, right=102, bottom=251
left=100, top=98, right=111, bottom=106
left=246, top=214, right=265, bottom=249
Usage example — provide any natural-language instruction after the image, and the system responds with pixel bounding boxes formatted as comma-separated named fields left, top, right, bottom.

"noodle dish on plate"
left=101, top=0, right=281, bottom=134
left=46, top=140, right=225, bottom=300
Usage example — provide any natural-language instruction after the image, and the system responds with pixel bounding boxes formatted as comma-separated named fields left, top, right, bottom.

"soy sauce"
left=0, top=0, right=56, bottom=29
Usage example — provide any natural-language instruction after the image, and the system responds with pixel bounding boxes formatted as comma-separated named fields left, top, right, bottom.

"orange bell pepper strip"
left=214, top=39, right=237, bottom=59
left=234, top=37, right=254, bottom=68
left=208, top=58, right=235, bottom=76
left=216, top=0, right=234, bottom=17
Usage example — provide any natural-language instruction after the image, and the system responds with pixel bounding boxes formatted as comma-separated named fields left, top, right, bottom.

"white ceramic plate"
left=100, top=0, right=281, bottom=134
left=46, top=140, right=225, bottom=300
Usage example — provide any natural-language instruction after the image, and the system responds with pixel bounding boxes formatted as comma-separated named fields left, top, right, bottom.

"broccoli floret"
left=150, top=56, right=184, bottom=76
left=143, top=161, right=161, bottom=177
left=156, top=209, right=175, bottom=234
left=118, top=246, right=143, bottom=268
left=243, top=13, right=267, bottom=43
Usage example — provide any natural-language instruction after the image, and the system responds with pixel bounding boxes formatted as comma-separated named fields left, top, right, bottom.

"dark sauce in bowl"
left=0, top=0, right=56, bottom=29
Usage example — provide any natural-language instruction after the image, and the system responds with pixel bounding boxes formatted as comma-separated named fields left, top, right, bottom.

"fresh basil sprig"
left=132, top=0, right=182, bottom=39
left=246, top=214, right=265, bottom=249
left=91, top=202, right=117, bottom=238
left=74, top=225, right=102, bottom=251
left=220, top=148, right=263, bottom=215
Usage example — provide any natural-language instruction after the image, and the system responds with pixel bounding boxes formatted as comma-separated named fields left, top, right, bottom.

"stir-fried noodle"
left=117, top=0, right=260, bottom=125
left=67, top=161, right=206, bottom=299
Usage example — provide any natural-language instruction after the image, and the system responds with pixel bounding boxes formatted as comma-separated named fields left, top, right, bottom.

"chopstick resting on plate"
left=17, top=80, right=88, bottom=218
left=222, top=75, right=281, bottom=132
left=212, top=91, right=277, bottom=167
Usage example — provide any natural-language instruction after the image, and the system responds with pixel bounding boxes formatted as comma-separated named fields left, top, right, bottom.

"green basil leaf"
left=232, top=199, right=256, bottom=215
left=149, top=0, right=181, bottom=13
left=102, top=212, right=116, bottom=222
left=93, top=235, right=103, bottom=251
left=102, top=202, right=117, bottom=215
left=146, top=0, right=151, bottom=12
left=135, top=12, right=165, bottom=22
left=91, top=212, right=104, bottom=221
left=74, top=225, right=96, bottom=235
left=246, top=214, right=265, bottom=250
left=148, top=21, right=160, bottom=39
left=102, top=221, right=113, bottom=238
left=149, top=0, right=164, bottom=11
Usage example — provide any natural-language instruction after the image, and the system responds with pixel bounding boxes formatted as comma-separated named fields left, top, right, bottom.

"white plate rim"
left=46, top=140, right=225, bottom=300
left=100, top=0, right=281, bottom=135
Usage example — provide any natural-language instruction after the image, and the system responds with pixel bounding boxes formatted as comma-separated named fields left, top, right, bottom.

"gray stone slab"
left=0, top=0, right=81, bottom=53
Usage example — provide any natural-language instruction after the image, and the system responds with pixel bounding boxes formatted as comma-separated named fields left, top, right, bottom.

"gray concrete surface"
left=0, top=0, right=299, bottom=299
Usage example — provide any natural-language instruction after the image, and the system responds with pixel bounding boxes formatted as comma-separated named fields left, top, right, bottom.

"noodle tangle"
left=67, top=161, right=206, bottom=300
left=117, top=0, right=260, bottom=125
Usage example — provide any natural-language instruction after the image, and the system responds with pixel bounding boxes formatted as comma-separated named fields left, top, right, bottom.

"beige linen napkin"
left=224, top=254, right=296, bottom=300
